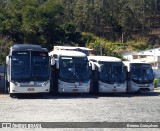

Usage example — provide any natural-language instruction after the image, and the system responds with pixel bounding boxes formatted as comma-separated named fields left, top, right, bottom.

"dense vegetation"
left=0, top=0, right=160, bottom=63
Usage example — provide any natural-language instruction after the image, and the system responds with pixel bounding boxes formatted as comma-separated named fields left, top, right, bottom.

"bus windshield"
left=130, top=64, right=154, bottom=84
left=31, top=51, right=50, bottom=81
left=98, top=61, right=125, bottom=83
left=11, top=51, right=49, bottom=81
left=59, top=56, right=90, bottom=82
left=11, top=51, right=30, bottom=81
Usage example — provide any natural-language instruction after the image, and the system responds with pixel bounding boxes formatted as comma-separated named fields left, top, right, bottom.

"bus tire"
left=94, top=86, right=99, bottom=95
left=91, top=84, right=98, bottom=95
left=9, top=93, right=14, bottom=98
left=54, top=87, right=58, bottom=95
left=7, top=86, right=10, bottom=94
left=5, top=81, right=9, bottom=94
left=53, top=79, right=58, bottom=95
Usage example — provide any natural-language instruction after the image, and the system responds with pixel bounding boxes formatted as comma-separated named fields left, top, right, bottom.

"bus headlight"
left=59, top=83, right=65, bottom=88
left=11, top=81, right=20, bottom=86
left=58, top=81, right=66, bottom=88
left=42, top=80, right=50, bottom=86
left=84, top=81, right=90, bottom=87
left=99, top=82, right=108, bottom=88
left=117, top=83, right=121, bottom=86
left=132, top=81, right=138, bottom=86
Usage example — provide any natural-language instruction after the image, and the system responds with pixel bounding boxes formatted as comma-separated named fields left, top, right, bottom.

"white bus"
left=49, top=50, right=91, bottom=93
left=6, top=44, right=50, bottom=97
left=123, top=61, right=154, bottom=93
left=88, top=56, right=127, bottom=93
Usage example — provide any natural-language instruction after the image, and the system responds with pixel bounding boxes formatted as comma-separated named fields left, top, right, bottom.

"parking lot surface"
left=0, top=90, right=160, bottom=130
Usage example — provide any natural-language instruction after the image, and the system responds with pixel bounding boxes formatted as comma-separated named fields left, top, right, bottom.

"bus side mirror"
left=51, top=58, right=55, bottom=66
left=98, top=64, right=102, bottom=72
left=6, top=56, right=10, bottom=65
left=89, top=61, right=95, bottom=70
left=56, top=60, right=59, bottom=69
left=98, top=68, right=101, bottom=72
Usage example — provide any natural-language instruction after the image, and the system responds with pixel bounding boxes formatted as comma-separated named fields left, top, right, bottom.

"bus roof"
left=49, top=50, right=87, bottom=57
left=10, top=44, right=48, bottom=52
left=123, top=61, right=151, bottom=65
left=53, top=46, right=95, bottom=56
left=54, top=46, right=93, bottom=51
left=88, top=56, right=122, bottom=62
left=123, top=61, right=152, bottom=71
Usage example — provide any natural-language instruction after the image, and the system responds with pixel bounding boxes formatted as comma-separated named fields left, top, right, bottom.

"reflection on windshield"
left=11, top=51, right=49, bottom=81
left=59, top=57, right=90, bottom=82
left=99, top=62, right=125, bottom=83
left=32, top=56, right=49, bottom=80
left=131, top=65, right=154, bottom=83
left=11, top=56, right=30, bottom=80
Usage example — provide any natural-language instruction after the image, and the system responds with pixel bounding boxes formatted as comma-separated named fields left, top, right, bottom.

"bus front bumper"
left=99, top=81, right=127, bottom=93
left=130, top=82, right=154, bottom=92
left=58, top=80, right=90, bottom=93
left=9, top=82, right=50, bottom=93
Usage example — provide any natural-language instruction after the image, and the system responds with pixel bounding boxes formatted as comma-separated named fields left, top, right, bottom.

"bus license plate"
left=28, top=88, right=34, bottom=91
left=73, top=89, right=78, bottom=92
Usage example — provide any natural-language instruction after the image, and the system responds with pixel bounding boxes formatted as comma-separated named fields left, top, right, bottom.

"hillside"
left=0, top=0, right=160, bottom=63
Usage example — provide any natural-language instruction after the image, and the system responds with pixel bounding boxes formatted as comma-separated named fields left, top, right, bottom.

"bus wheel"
left=93, top=86, right=99, bottom=95
left=7, top=88, right=10, bottom=94
left=53, top=84, right=58, bottom=95
left=53, top=90, right=58, bottom=96
left=9, top=93, right=14, bottom=98
left=5, top=81, right=9, bottom=93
